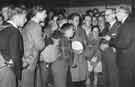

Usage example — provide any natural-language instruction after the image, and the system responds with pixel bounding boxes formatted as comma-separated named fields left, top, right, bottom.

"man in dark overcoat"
left=110, top=7, right=135, bottom=87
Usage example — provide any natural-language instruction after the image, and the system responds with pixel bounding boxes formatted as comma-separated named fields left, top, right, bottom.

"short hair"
left=9, top=6, right=27, bottom=19
left=28, top=5, right=45, bottom=19
left=93, top=8, right=99, bottom=14
left=105, top=8, right=115, bottom=15
left=91, top=25, right=100, bottom=32
left=119, top=6, right=130, bottom=14
left=51, top=30, right=63, bottom=39
left=68, top=13, right=81, bottom=20
left=60, top=23, right=74, bottom=33
left=86, top=9, right=93, bottom=15
left=82, top=14, right=92, bottom=20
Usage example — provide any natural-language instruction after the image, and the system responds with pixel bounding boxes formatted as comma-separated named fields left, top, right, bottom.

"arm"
left=31, top=26, right=45, bottom=51
left=9, top=30, right=23, bottom=80
left=110, top=27, right=131, bottom=49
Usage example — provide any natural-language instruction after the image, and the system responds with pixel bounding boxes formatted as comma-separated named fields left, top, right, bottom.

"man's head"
left=9, top=6, right=27, bottom=27
left=105, top=8, right=116, bottom=23
left=30, top=6, right=47, bottom=22
left=116, top=7, right=130, bottom=22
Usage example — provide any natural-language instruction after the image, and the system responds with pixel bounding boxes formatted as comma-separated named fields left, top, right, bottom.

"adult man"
left=0, top=6, right=27, bottom=87
left=110, top=7, right=135, bottom=87
left=22, top=6, right=47, bottom=87
left=100, top=8, right=120, bottom=87
left=1, top=5, right=12, bottom=22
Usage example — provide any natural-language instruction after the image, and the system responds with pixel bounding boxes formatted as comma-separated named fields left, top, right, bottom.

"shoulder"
left=24, top=21, right=41, bottom=30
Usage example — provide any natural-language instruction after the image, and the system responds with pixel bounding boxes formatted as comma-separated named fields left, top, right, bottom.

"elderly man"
left=0, top=6, right=27, bottom=87
left=110, top=7, right=135, bottom=87
left=100, top=8, right=120, bottom=87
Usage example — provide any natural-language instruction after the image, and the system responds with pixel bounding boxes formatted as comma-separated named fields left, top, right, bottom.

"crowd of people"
left=0, top=4, right=134, bottom=87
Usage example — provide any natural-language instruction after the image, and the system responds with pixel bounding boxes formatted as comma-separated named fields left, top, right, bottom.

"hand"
left=91, top=56, right=97, bottom=62
left=100, top=43, right=109, bottom=51
left=103, top=35, right=111, bottom=41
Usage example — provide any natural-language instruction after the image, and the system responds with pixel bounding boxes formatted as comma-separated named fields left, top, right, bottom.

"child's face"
left=65, top=27, right=74, bottom=38
left=84, top=16, right=91, bottom=26
left=72, top=16, right=80, bottom=26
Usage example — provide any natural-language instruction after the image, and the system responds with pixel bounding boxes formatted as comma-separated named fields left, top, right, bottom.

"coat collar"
left=7, top=21, right=18, bottom=28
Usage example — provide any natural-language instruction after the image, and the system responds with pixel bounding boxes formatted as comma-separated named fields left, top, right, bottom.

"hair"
left=98, top=15, right=105, bottom=21
left=9, top=6, right=27, bottom=19
left=51, top=30, right=63, bottom=39
left=92, top=8, right=99, bottom=14
left=119, top=6, right=130, bottom=14
left=68, top=13, right=82, bottom=25
left=105, top=8, right=115, bottom=14
left=60, top=23, right=74, bottom=33
left=82, top=14, right=92, bottom=20
left=68, top=13, right=81, bottom=20
left=27, top=5, right=45, bottom=19
left=86, top=9, right=93, bottom=15
left=91, top=25, right=100, bottom=32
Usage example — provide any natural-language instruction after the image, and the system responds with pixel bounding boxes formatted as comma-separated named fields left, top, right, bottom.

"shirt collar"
left=7, top=20, right=18, bottom=28
left=109, top=20, right=116, bottom=28
left=122, top=15, right=128, bottom=24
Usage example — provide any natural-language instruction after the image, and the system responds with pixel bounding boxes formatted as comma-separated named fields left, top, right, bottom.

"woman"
left=69, top=13, right=87, bottom=45
left=82, top=14, right=92, bottom=36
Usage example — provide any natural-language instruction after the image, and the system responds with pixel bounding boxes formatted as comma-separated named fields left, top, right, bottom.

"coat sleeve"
left=110, top=26, right=132, bottom=49
left=31, top=26, right=45, bottom=51
left=9, top=29, right=23, bottom=80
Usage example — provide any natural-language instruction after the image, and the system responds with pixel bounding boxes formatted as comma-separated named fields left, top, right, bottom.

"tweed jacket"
left=22, top=21, right=45, bottom=70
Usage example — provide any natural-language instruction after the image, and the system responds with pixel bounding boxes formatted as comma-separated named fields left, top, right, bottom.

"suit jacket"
left=58, top=37, right=73, bottom=66
left=100, top=21, right=120, bottom=87
left=100, top=21, right=121, bottom=37
left=110, top=16, right=135, bottom=68
left=22, top=21, right=45, bottom=70
left=0, top=23, right=24, bottom=80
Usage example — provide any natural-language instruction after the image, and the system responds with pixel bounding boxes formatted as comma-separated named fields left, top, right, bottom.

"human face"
left=18, top=14, right=27, bottom=27
left=72, top=16, right=80, bottom=27
left=84, top=16, right=91, bottom=26
left=116, top=9, right=126, bottom=22
left=92, top=17, right=98, bottom=26
left=98, top=16, right=104, bottom=25
left=37, top=10, right=47, bottom=22
left=105, top=9, right=115, bottom=23
left=65, top=26, right=74, bottom=38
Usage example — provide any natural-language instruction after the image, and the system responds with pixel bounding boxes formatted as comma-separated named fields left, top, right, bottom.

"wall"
left=65, top=4, right=131, bottom=15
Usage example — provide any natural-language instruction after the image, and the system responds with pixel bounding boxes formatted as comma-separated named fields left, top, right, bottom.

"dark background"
left=0, top=0, right=133, bottom=8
